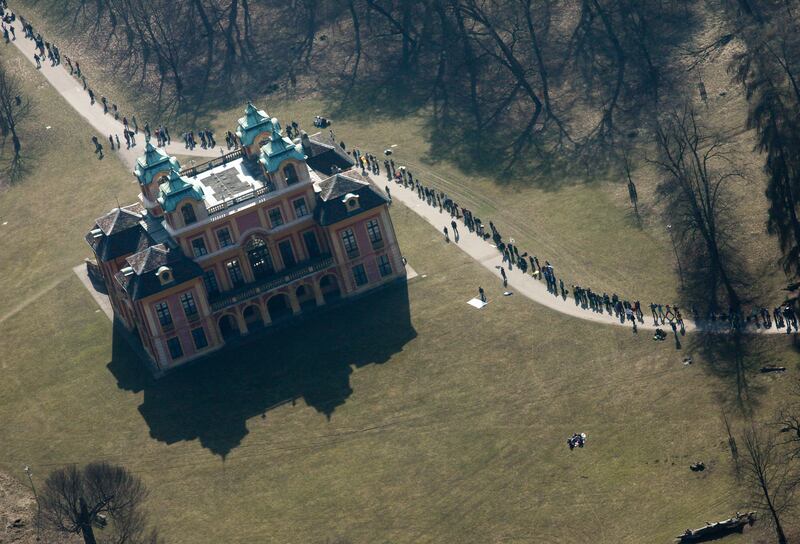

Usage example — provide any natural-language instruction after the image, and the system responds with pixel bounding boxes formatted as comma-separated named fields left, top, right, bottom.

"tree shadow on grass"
left=688, top=332, right=768, bottom=415
left=321, top=76, right=611, bottom=192
left=675, top=235, right=772, bottom=413
left=107, top=282, right=416, bottom=458
left=0, top=146, right=33, bottom=186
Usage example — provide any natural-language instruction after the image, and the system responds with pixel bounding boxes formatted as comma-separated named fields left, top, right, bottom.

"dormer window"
left=181, top=204, right=197, bottom=225
left=343, top=193, right=360, bottom=211
left=284, top=164, right=298, bottom=185
left=156, top=266, right=174, bottom=286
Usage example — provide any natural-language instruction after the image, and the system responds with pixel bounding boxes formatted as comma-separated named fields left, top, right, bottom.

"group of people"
left=1, top=5, right=16, bottom=43
left=2, top=8, right=59, bottom=72
left=0, top=4, right=230, bottom=158
left=567, top=433, right=586, bottom=450
left=182, top=128, right=215, bottom=150
left=365, top=147, right=800, bottom=338
left=349, top=148, right=382, bottom=176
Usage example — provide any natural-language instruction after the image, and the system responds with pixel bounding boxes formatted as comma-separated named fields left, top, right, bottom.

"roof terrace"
left=176, top=148, right=324, bottom=218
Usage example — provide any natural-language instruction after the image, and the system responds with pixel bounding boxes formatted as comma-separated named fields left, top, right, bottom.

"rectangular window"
left=180, top=292, right=198, bottom=317
left=227, top=259, right=245, bottom=287
left=366, top=219, right=383, bottom=245
left=352, top=264, right=368, bottom=286
left=181, top=205, right=197, bottom=225
left=268, top=207, right=284, bottom=228
left=284, top=164, right=299, bottom=185
left=216, top=227, right=233, bottom=248
left=154, top=301, right=172, bottom=327
left=293, top=198, right=309, bottom=218
left=191, top=237, right=208, bottom=257
left=378, top=254, right=393, bottom=277
left=203, top=269, right=219, bottom=295
left=192, top=327, right=209, bottom=350
left=278, top=240, right=296, bottom=268
left=167, top=337, right=183, bottom=360
left=303, top=231, right=321, bottom=258
left=341, top=228, right=359, bottom=258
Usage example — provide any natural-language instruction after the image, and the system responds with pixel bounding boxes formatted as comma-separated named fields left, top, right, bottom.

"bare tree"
left=0, top=60, right=30, bottom=157
left=40, top=462, right=158, bottom=544
left=778, top=379, right=800, bottom=461
left=740, top=424, right=796, bottom=544
left=650, top=106, right=742, bottom=312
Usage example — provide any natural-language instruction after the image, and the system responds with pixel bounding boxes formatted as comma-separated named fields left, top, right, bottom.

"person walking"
left=115, top=134, right=121, bottom=150
left=91, top=136, right=103, bottom=159
left=108, top=134, right=115, bottom=151
left=500, top=267, right=507, bottom=287
left=33, top=53, right=40, bottom=68
left=478, top=287, right=486, bottom=303
left=451, top=220, right=459, bottom=242
left=443, top=226, right=449, bottom=243
left=385, top=185, right=391, bottom=204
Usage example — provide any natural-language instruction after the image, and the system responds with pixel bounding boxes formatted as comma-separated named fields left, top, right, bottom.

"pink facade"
left=235, top=211, right=261, bottom=235
left=87, top=105, right=405, bottom=374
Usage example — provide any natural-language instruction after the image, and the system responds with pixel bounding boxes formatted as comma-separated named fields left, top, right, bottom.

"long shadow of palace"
left=107, top=282, right=415, bottom=457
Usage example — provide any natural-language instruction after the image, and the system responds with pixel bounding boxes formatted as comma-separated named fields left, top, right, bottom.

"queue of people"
left=361, top=143, right=799, bottom=337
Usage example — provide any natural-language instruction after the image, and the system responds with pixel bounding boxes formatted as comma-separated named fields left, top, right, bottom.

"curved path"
left=386, top=177, right=791, bottom=335
left=7, top=17, right=790, bottom=336
left=8, top=27, right=223, bottom=171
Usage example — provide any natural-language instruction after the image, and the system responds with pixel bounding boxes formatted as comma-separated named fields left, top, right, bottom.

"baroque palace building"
left=87, top=102, right=405, bottom=372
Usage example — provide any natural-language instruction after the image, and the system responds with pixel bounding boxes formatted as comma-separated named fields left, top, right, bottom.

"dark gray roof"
left=302, top=133, right=355, bottom=175
left=314, top=172, right=389, bottom=226
left=116, top=245, right=203, bottom=301
left=126, top=244, right=169, bottom=275
left=86, top=204, right=154, bottom=262
left=95, top=206, right=142, bottom=235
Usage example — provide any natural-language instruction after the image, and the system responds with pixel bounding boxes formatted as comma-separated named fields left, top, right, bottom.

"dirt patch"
left=0, top=470, right=78, bottom=544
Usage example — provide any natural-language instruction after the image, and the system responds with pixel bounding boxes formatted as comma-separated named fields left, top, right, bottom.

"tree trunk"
left=762, top=487, right=788, bottom=544
left=347, top=0, right=361, bottom=87
left=78, top=498, right=97, bottom=544
left=451, top=0, right=482, bottom=131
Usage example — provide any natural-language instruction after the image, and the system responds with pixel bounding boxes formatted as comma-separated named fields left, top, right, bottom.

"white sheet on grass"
left=467, top=298, right=488, bottom=309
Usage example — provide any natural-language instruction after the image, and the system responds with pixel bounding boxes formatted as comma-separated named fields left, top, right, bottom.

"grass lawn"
left=1, top=14, right=799, bottom=544
left=0, top=42, right=135, bottom=312
left=1, top=199, right=797, bottom=543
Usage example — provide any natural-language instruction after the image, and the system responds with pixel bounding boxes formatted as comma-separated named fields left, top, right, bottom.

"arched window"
left=246, top=236, right=274, bottom=279
left=181, top=204, right=197, bottom=225
left=283, top=164, right=298, bottom=185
